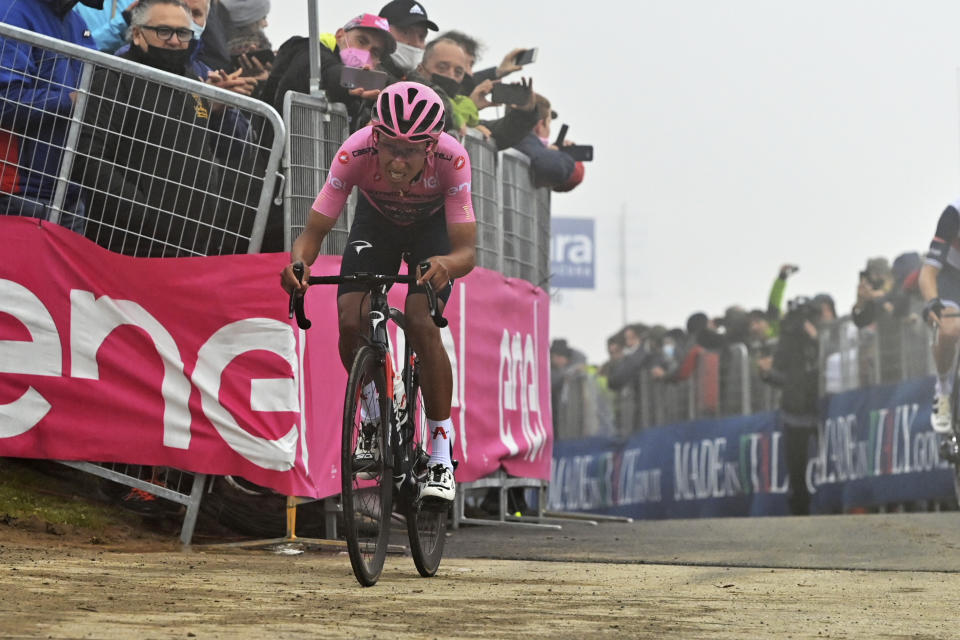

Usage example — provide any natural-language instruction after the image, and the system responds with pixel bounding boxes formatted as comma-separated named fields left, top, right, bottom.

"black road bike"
left=290, top=262, right=449, bottom=586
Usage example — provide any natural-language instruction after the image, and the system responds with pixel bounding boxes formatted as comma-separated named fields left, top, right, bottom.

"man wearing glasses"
left=73, top=0, right=254, bottom=258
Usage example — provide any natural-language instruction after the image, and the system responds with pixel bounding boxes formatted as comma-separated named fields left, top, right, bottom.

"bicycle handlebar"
left=288, top=261, right=448, bottom=331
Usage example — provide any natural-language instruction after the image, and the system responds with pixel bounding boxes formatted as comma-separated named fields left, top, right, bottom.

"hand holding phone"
left=340, top=66, right=389, bottom=91
left=491, top=81, right=532, bottom=106
left=513, top=48, right=538, bottom=66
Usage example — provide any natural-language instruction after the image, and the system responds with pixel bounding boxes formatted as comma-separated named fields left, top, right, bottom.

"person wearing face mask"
left=408, top=36, right=469, bottom=134
left=261, top=13, right=396, bottom=131
left=0, top=0, right=98, bottom=230
left=434, top=29, right=542, bottom=150
left=377, top=0, right=437, bottom=81
left=72, top=0, right=249, bottom=257
left=513, top=95, right=585, bottom=193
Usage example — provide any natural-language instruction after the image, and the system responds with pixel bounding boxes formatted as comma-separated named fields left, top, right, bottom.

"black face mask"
left=130, top=43, right=194, bottom=75
left=459, top=73, right=476, bottom=96
left=430, top=73, right=462, bottom=98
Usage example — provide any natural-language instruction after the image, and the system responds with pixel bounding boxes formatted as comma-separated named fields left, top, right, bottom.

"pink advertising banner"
left=0, top=217, right=552, bottom=498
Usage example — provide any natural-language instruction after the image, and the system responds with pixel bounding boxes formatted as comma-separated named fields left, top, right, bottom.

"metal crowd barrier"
left=0, top=24, right=283, bottom=257
left=462, top=130, right=501, bottom=272
left=282, top=92, right=353, bottom=254
left=557, top=312, right=935, bottom=439
left=0, top=23, right=285, bottom=543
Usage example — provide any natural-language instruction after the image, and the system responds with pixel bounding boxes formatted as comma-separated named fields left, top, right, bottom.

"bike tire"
left=403, top=364, right=447, bottom=577
left=341, top=345, right=392, bottom=587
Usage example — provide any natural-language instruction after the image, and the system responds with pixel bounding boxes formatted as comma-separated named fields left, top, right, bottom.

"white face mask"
left=391, top=41, right=422, bottom=71
left=190, top=20, right=205, bottom=40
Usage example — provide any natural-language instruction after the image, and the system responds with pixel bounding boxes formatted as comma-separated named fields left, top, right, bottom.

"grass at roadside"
left=0, top=458, right=140, bottom=535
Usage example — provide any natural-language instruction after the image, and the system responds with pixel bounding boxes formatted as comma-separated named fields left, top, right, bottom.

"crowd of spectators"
left=0, top=0, right=587, bottom=256
left=551, top=252, right=927, bottom=441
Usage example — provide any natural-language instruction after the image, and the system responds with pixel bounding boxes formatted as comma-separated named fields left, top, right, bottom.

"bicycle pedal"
left=418, top=496, right=451, bottom=512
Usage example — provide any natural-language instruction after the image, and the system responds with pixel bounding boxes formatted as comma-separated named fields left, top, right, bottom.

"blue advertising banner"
left=810, top=377, right=953, bottom=512
left=550, top=377, right=955, bottom=520
left=550, top=217, right=594, bottom=289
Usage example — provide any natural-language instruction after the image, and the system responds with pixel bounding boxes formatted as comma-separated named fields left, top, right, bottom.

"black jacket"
left=73, top=51, right=250, bottom=256
left=762, top=310, right=820, bottom=419
left=262, top=37, right=369, bottom=130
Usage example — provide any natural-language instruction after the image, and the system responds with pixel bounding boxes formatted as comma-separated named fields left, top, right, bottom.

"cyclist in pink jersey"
left=282, top=82, right=476, bottom=502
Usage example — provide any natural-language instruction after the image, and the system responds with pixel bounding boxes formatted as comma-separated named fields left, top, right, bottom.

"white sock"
left=427, top=418, right=453, bottom=469
left=360, top=381, right=380, bottom=421
left=937, top=377, right=953, bottom=398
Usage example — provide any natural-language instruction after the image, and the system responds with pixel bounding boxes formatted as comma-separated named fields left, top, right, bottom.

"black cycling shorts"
left=938, top=269, right=960, bottom=310
left=338, top=195, right=453, bottom=303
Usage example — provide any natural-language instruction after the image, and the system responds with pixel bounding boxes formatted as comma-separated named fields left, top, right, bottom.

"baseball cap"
left=343, top=13, right=397, bottom=54
left=378, top=0, right=439, bottom=31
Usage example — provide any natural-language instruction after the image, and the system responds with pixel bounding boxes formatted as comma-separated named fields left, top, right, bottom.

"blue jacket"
left=513, top=132, right=578, bottom=190
left=73, top=0, right=136, bottom=53
left=0, top=0, right=95, bottom=201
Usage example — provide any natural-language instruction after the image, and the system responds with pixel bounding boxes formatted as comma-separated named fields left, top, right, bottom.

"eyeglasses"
left=140, top=25, right=194, bottom=42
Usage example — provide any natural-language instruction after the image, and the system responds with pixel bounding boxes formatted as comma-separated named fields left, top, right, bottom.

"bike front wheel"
left=341, top=345, right=392, bottom=586
left=403, top=371, right=447, bottom=577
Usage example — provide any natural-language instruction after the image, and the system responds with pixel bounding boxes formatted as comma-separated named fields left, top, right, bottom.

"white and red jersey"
left=311, top=126, right=475, bottom=226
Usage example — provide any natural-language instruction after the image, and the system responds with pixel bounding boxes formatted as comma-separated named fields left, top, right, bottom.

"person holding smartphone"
left=512, top=94, right=585, bottom=193
left=261, top=13, right=396, bottom=130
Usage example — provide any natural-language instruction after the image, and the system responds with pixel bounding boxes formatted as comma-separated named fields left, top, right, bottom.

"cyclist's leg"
left=336, top=199, right=403, bottom=369
left=402, top=216, right=457, bottom=501
left=932, top=273, right=960, bottom=434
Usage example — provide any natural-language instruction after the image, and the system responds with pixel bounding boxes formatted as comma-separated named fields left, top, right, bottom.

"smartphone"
left=340, top=66, right=389, bottom=91
left=561, top=144, right=594, bottom=162
left=232, top=48, right=274, bottom=68
left=554, top=123, right=569, bottom=147
left=491, top=82, right=531, bottom=105
left=513, top=48, right=538, bottom=66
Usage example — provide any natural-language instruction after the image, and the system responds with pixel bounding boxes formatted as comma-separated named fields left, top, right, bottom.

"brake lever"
left=290, top=262, right=312, bottom=330
left=418, top=261, right=448, bottom=328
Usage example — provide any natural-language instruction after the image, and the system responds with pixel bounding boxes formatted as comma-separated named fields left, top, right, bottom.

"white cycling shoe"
left=932, top=393, right=953, bottom=435
left=420, top=464, right=456, bottom=502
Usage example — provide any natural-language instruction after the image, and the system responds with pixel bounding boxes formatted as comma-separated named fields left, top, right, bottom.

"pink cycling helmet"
left=373, top=81, right=445, bottom=144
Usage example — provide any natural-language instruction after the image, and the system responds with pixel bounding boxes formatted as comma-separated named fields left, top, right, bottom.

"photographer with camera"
left=513, top=94, right=585, bottom=193
left=758, top=293, right=836, bottom=515
left=851, top=257, right=895, bottom=328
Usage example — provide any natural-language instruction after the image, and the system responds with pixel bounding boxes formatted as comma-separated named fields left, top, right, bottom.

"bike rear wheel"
left=341, top=345, right=392, bottom=587
left=403, top=367, right=447, bottom=577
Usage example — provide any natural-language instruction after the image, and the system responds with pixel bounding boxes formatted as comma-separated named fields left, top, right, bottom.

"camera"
left=859, top=270, right=884, bottom=291
left=782, top=296, right=822, bottom=333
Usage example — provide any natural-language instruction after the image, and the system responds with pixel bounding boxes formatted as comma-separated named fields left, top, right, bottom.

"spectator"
left=197, top=0, right=233, bottom=73
left=437, top=30, right=540, bottom=150
left=220, top=0, right=270, bottom=54
left=758, top=294, right=836, bottom=515
left=73, top=0, right=138, bottom=53
left=413, top=36, right=469, bottom=133
left=261, top=13, right=396, bottom=131
left=851, top=257, right=895, bottom=328
left=0, top=0, right=97, bottom=230
left=513, top=95, right=585, bottom=192
left=378, top=0, right=437, bottom=80
left=72, top=0, right=251, bottom=257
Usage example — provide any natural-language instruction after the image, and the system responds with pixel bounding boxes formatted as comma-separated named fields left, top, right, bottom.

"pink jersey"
left=311, top=126, right=476, bottom=226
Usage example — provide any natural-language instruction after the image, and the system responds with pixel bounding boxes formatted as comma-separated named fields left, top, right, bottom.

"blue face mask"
left=191, top=21, right=205, bottom=40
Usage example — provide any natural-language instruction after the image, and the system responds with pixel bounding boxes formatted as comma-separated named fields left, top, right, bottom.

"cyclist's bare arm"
left=418, top=221, right=477, bottom=292
left=919, top=262, right=941, bottom=318
left=281, top=210, right=339, bottom=294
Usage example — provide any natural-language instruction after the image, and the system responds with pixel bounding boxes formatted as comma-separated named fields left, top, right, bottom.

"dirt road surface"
left=3, top=512, right=960, bottom=639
